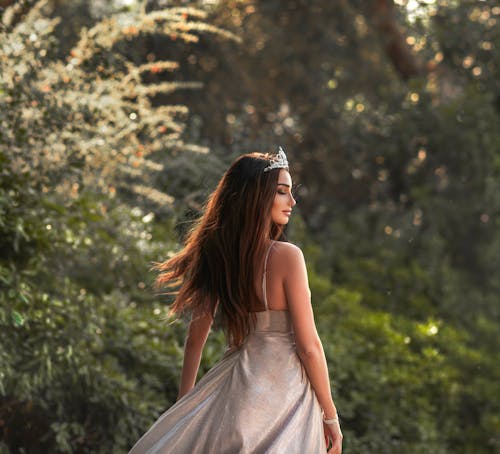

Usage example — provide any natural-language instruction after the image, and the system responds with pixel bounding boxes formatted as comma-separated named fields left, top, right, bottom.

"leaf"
left=12, top=311, right=25, bottom=327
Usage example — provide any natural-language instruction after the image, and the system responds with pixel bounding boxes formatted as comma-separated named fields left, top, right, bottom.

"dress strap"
left=262, top=240, right=275, bottom=310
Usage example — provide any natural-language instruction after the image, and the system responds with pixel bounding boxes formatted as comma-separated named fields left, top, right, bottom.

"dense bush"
left=0, top=2, right=230, bottom=451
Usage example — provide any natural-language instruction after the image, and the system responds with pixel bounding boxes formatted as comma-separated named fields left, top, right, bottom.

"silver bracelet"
left=322, top=414, right=339, bottom=425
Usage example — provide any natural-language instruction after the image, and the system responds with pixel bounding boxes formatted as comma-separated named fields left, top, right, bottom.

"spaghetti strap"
left=262, top=240, right=275, bottom=310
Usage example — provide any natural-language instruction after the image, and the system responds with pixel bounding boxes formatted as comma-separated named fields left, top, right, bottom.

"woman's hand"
left=324, top=421, right=343, bottom=454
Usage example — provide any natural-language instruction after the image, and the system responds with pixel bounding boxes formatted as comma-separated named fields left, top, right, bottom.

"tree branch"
left=370, top=0, right=426, bottom=79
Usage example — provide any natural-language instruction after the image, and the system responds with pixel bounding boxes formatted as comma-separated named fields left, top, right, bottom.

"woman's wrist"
left=322, top=405, right=337, bottom=419
left=322, top=409, right=339, bottom=425
left=323, top=415, right=339, bottom=425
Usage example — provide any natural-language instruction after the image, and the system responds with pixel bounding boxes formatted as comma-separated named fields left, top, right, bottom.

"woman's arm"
left=283, top=244, right=338, bottom=419
left=284, top=245, right=343, bottom=452
left=177, top=308, right=213, bottom=400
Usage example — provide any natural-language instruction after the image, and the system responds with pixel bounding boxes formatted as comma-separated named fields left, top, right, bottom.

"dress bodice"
left=252, top=310, right=293, bottom=333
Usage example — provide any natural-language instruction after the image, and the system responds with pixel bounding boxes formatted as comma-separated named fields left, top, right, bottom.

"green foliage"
left=0, top=1, right=231, bottom=452
left=307, top=266, right=500, bottom=454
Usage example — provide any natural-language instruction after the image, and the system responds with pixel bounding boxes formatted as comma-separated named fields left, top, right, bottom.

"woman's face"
left=271, top=169, right=296, bottom=225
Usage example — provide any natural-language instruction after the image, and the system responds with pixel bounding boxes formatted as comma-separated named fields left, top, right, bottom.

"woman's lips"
left=283, top=210, right=292, bottom=216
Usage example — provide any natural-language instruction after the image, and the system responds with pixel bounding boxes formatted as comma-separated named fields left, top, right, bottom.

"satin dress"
left=129, top=240, right=325, bottom=453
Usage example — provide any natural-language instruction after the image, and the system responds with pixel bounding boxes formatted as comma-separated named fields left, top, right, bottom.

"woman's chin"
left=271, top=216, right=290, bottom=225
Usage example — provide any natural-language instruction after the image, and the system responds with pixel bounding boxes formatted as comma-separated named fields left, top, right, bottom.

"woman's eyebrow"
left=277, top=183, right=291, bottom=187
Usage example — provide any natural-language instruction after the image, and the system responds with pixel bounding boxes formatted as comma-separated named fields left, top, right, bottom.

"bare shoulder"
left=272, top=241, right=305, bottom=265
left=273, top=242, right=311, bottom=304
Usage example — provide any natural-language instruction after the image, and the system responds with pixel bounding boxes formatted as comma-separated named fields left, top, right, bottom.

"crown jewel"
left=263, top=146, right=289, bottom=172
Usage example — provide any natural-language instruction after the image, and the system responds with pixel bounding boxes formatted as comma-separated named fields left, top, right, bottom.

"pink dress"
left=129, top=240, right=325, bottom=453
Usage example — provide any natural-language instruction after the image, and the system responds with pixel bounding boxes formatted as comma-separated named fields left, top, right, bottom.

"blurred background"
left=1, top=0, right=499, bottom=452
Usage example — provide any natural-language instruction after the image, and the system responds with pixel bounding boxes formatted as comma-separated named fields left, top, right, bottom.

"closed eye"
left=277, top=183, right=291, bottom=196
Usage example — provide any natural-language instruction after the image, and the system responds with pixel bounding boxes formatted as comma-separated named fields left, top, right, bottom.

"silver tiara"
left=263, top=146, right=289, bottom=172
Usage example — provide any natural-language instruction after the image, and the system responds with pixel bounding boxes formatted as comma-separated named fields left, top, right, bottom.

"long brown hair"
left=151, top=152, right=286, bottom=347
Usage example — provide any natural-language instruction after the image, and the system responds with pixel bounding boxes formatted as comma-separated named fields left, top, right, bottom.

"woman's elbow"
left=296, top=338, right=323, bottom=361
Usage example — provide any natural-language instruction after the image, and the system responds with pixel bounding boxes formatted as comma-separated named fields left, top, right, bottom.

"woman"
left=129, top=147, right=343, bottom=454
